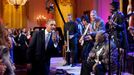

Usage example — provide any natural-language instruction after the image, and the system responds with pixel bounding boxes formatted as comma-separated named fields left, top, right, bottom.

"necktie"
left=93, top=22, right=95, bottom=30
left=45, top=33, right=51, bottom=49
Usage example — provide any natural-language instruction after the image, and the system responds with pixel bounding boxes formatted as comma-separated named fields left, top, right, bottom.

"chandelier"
left=7, top=0, right=27, bottom=9
left=36, top=15, right=47, bottom=26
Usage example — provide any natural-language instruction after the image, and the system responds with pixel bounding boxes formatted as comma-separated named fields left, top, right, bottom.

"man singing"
left=27, top=19, right=59, bottom=75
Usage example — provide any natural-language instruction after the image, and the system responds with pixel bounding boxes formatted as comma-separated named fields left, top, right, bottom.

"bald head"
left=95, top=30, right=107, bottom=43
left=90, top=10, right=97, bottom=21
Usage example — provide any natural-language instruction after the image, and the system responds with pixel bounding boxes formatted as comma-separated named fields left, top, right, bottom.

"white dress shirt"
left=45, top=30, right=58, bottom=49
left=45, top=30, right=51, bottom=49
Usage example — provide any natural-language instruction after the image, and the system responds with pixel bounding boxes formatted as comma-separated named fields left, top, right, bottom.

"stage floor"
left=14, top=57, right=133, bottom=75
left=50, top=57, right=81, bottom=75
left=50, top=57, right=133, bottom=75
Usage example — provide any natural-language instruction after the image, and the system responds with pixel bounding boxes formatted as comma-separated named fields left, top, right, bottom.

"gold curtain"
left=3, top=0, right=26, bottom=28
left=119, top=0, right=123, bottom=12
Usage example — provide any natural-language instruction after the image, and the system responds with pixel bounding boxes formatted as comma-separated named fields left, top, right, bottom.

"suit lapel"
left=40, top=31, right=45, bottom=49
left=43, top=30, right=53, bottom=50
left=47, top=33, right=53, bottom=49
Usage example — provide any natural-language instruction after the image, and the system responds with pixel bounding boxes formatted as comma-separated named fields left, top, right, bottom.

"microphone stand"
left=107, top=28, right=121, bottom=75
left=106, top=27, right=117, bottom=75
left=117, top=32, right=121, bottom=75
left=101, top=27, right=112, bottom=75
left=108, top=29, right=111, bottom=75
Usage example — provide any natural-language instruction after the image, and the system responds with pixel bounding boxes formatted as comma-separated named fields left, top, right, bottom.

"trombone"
left=66, top=30, right=71, bottom=52
left=65, top=30, right=71, bottom=65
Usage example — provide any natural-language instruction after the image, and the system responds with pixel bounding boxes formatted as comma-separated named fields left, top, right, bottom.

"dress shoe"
left=71, top=64, right=77, bottom=67
left=63, top=63, right=70, bottom=66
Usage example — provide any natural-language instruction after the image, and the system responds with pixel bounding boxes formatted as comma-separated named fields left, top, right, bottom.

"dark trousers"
left=69, top=38, right=78, bottom=64
left=80, top=60, right=106, bottom=75
left=30, top=61, right=50, bottom=75
left=82, top=41, right=94, bottom=61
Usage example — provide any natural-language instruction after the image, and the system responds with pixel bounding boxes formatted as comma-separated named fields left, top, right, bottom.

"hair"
left=133, top=3, right=134, bottom=11
left=90, top=10, right=97, bottom=15
left=76, top=18, right=81, bottom=23
left=0, top=24, right=11, bottom=49
left=97, top=30, right=108, bottom=40
left=67, top=14, right=72, bottom=17
left=81, top=15, right=90, bottom=23
left=46, top=19, right=56, bottom=25
left=110, top=1, right=119, bottom=10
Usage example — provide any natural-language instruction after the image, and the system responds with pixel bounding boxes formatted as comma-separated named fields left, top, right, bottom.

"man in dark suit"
left=17, top=28, right=28, bottom=64
left=27, top=19, right=58, bottom=75
left=108, top=1, right=129, bottom=51
left=108, top=1, right=129, bottom=72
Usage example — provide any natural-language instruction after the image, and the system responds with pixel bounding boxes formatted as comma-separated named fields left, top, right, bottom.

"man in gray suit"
left=89, top=10, right=105, bottom=38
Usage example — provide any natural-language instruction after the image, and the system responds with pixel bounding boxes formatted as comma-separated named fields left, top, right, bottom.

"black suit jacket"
left=27, top=30, right=56, bottom=63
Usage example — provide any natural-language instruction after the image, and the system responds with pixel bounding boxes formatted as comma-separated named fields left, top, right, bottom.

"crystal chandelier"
left=7, top=0, right=27, bottom=9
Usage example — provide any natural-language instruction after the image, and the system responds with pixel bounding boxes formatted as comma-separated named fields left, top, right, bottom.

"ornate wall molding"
left=2, top=0, right=27, bottom=28
left=60, top=0, right=72, bottom=6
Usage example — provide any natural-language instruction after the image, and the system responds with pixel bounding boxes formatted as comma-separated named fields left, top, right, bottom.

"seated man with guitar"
left=79, top=10, right=105, bottom=62
left=80, top=30, right=118, bottom=75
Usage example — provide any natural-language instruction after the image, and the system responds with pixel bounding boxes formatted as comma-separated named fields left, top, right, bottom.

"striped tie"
left=45, top=33, right=51, bottom=49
